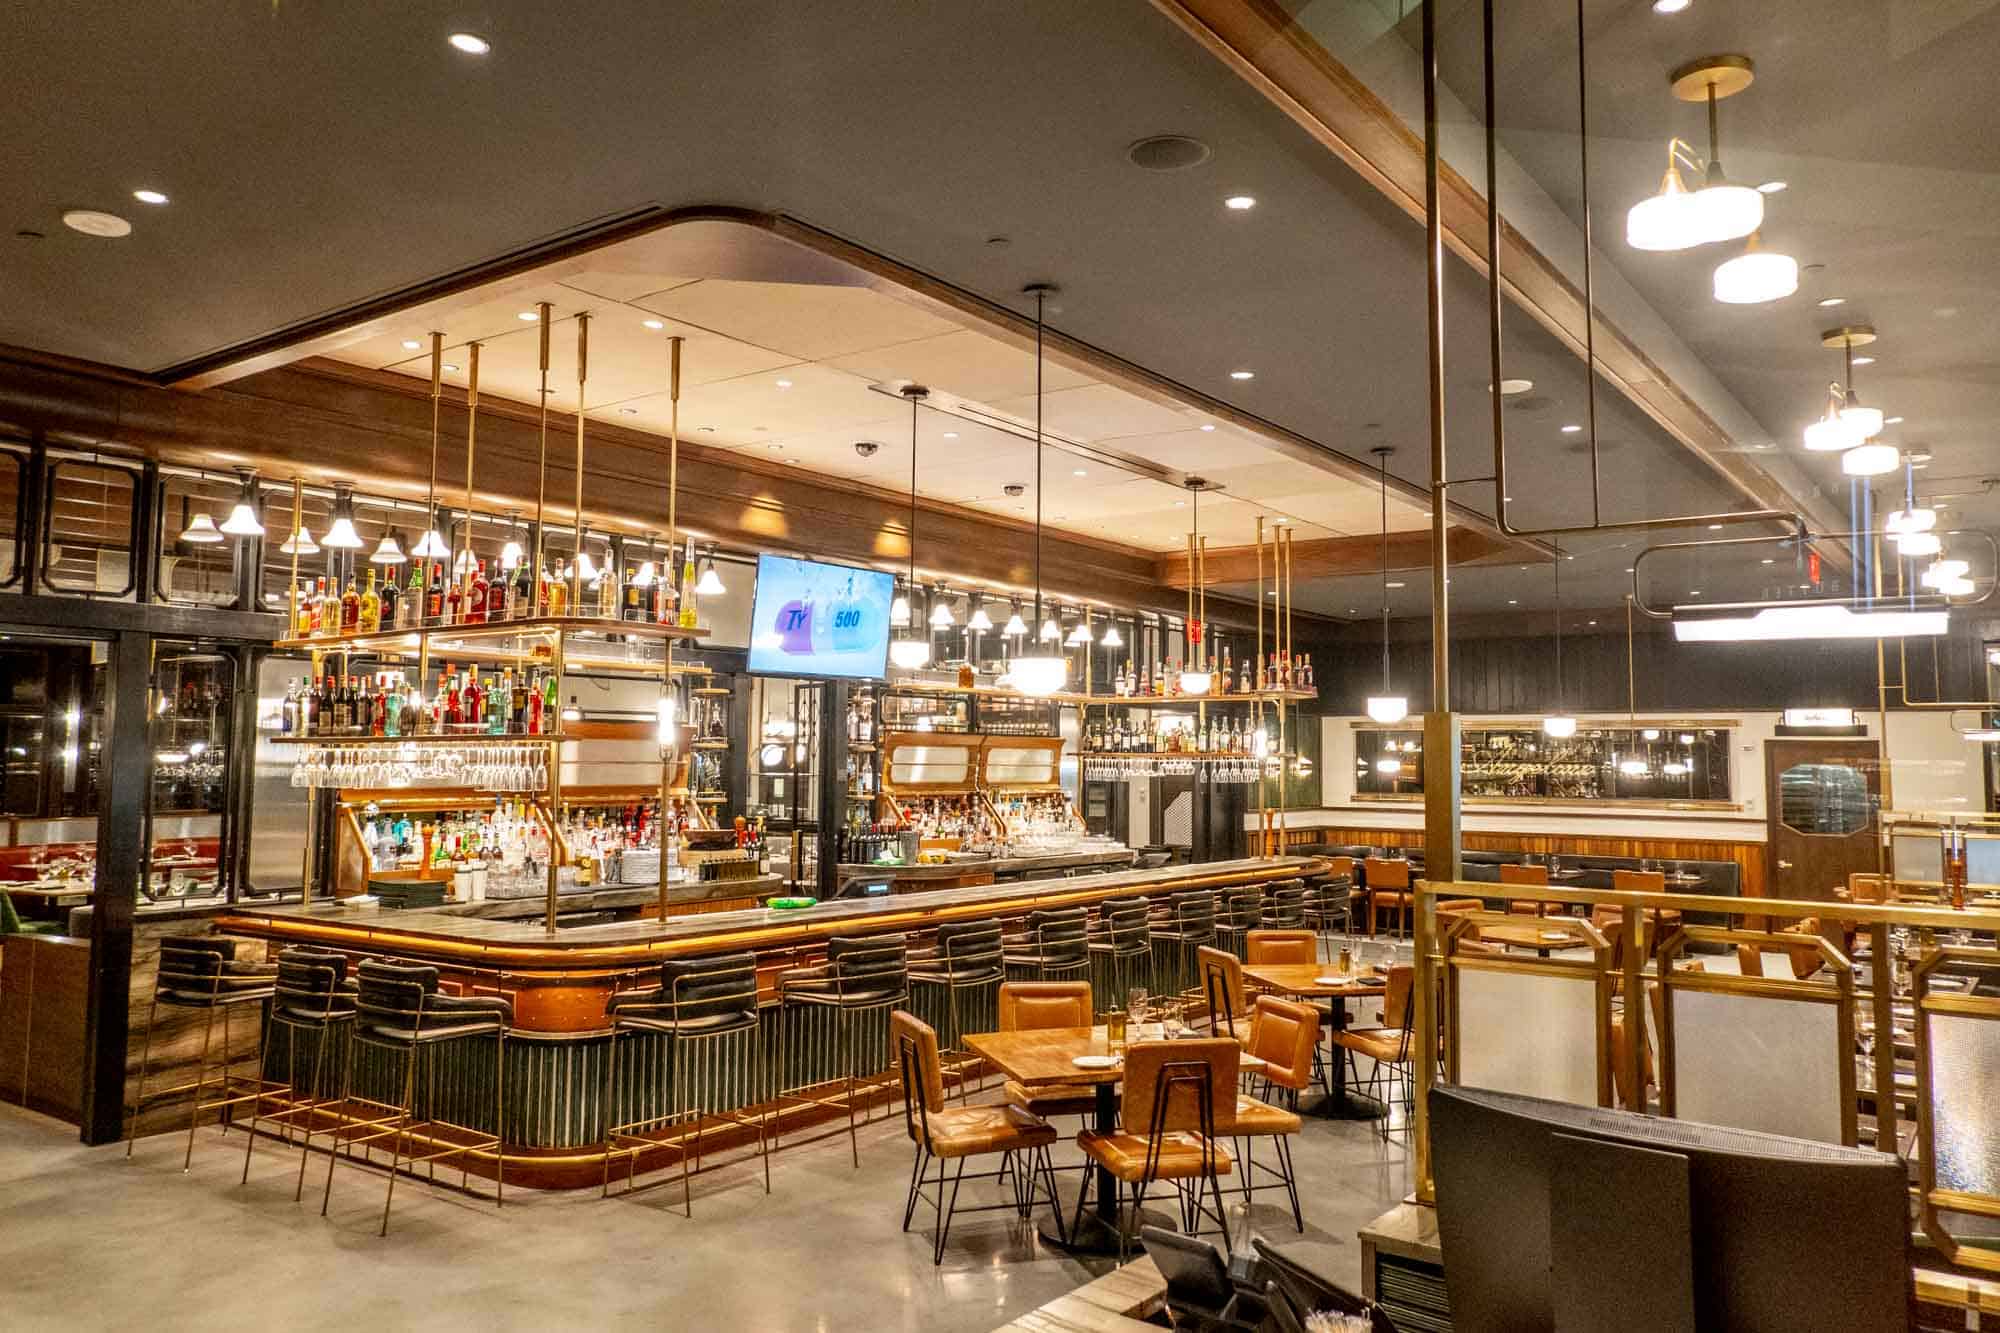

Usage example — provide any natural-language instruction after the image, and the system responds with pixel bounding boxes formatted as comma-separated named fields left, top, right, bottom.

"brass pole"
left=286, top=477, right=302, bottom=637
left=667, top=336, right=685, bottom=629
left=570, top=314, right=590, bottom=616
left=419, top=333, right=443, bottom=692
left=545, top=633, right=567, bottom=935
left=1255, top=516, right=1266, bottom=853
left=532, top=304, right=552, bottom=608
left=462, top=342, right=480, bottom=593
left=661, top=336, right=683, bottom=921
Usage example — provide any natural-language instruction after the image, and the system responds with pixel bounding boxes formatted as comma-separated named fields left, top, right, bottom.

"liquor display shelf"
left=271, top=732, right=563, bottom=746
left=883, top=678, right=1317, bottom=707
left=272, top=614, right=711, bottom=655
left=1074, top=749, right=1287, bottom=761
left=692, top=739, right=730, bottom=750
left=691, top=687, right=733, bottom=697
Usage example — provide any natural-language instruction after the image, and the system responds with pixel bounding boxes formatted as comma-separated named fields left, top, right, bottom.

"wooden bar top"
left=217, top=856, right=1325, bottom=969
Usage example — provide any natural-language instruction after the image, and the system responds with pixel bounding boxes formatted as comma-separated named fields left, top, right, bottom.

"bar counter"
left=832, top=845, right=1137, bottom=894
left=214, top=855, right=1324, bottom=1188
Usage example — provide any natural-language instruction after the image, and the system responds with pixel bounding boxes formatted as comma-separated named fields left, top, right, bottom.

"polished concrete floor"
left=0, top=1085, right=1412, bottom=1332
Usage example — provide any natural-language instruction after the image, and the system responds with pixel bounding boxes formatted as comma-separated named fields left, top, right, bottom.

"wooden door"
left=1765, top=738, right=1881, bottom=901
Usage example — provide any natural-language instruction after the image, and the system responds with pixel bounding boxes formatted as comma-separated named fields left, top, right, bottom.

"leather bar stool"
left=1088, top=897, right=1154, bottom=1007
left=1258, top=881, right=1308, bottom=930
left=1214, top=887, right=1264, bottom=958
left=776, top=935, right=909, bottom=1167
left=1001, top=907, right=1090, bottom=982
left=602, top=952, right=770, bottom=1213
left=126, top=936, right=279, bottom=1170
left=240, top=948, right=357, bottom=1199
left=320, top=959, right=512, bottom=1235
left=1149, top=889, right=1217, bottom=1016
left=908, top=920, right=1006, bottom=1100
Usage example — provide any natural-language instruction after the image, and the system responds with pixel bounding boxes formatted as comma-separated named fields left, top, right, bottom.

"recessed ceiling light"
left=1708, top=523, right=1723, bottom=530
left=1508, top=599, right=1519, bottom=605
left=1625, top=566, right=1636, bottom=573
left=1224, top=195, right=1256, bottom=211
left=698, top=426, right=716, bottom=433
left=61, top=209, right=131, bottom=238
left=132, top=188, right=169, bottom=205
left=1495, top=379, right=1533, bottom=395
left=1561, top=424, right=1582, bottom=433
left=942, top=431, right=958, bottom=439
left=1761, top=557, right=1775, bottom=564
left=1885, top=416, right=1904, bottom=425
left=787, top=457, right=802, bottom=464
left=1073, top=469, right=1087, bottom=477
left=1273, top=518, right=1289, bottom=525
left=618, top=407, right=639, bottom=415
left=1651, top=0, right=1690, bottom=11
left=642, top=318, right=664, bottom=330
left=1852, top=355, right=1875, bottom=366
left=1199, top=424, right=1216, bottom=432
left=1229, top=370, right=1255, bottom=380
left=1386, top=581, right=1406, bottom=589
left=1756, top=180, right=1786, bottom=194
left=1174, top=500, right=1186, bottom=507
left=1690, top=590, right=1702, bottom=596
left=517, top=311, right=537, bottom=322
left=1817, top=296, right=1846, bottom=308
left=448, top=32, right=491, bottom=54
left=775, top=378, right=792, bottom=389
left=442, top=362, right=460, bottom=372
left=401, top=339, right=421, bottom=350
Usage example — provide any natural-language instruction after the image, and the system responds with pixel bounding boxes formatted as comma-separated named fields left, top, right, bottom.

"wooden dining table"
left=1239, top=962, right=1389, bottom=1120
left=1467, top=913, right=1593, bottom=957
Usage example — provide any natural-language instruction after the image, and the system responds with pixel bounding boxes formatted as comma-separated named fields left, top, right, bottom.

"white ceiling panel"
left=635, top=278, right=963, bottom=360
left=821, top=329, right=1096, bottom=404
left=986, top=382, right=1201, bottom=441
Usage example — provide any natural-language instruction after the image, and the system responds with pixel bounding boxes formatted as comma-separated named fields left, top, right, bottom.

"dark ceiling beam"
left=1148, top=0, right=1848, bottom=542
left=1155, top=525, right=1516, bottom=589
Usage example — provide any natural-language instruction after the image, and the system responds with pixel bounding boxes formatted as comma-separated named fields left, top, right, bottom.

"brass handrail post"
left=1622, top=905, right=1646, bottom=1111
left=1254, top=515, right=1265, bottom=853
left=531, top=304, right=552, bottom=605
left=1411, top=880, right=1440, bottom=1198
left=1869, top=920, right=1898, bottom=1151
left=660, top=335, right=682, bottom=922
left=569, top=314, right=590, bottom=615
left=462, top=341, right=481, bottom=587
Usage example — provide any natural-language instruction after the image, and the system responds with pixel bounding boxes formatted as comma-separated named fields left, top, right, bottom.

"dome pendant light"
left=280, top=523, right=319, bottom=556
left=1176, top=478, right=1213, bottom=697
left=1364, top=446, right=1409, bottom=725
left=968, top=601, right=994, bottom=633
left=1009, top=284, right=1068, bottom=698
left=370, top=529, right=407, bottom=566
left=1712, top=231, right=1798, bottom=305
left=890, top=385, right=931, bottom=671
left=1543, top=540, right=1577, bottom=738
left=930, top=585, right=956, bottom=628
left=1002, top=598, right=1027, bottom=638
left=693, top=548, right=725, bottom=596
left=321, top=484, right=363, bottom=549
left=1828, top=325, right=1885, bottom=440
left=179, top=509, right=224, bottom=545
left=1064, top=612, right=1092, bottom=648
left=1677, top=56, right=1763, bottom=245
left=1099, top=618, right=1123, bottom=649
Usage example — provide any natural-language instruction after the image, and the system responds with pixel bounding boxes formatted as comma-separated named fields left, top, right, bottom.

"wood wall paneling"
left=1278, top=824, right=1767, bottom=898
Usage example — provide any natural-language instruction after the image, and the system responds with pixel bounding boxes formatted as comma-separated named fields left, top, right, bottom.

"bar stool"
left=1214, top=887, right=1263, bottom=958
left=1001, top=907, right=1090, bottom=982
left=126, top=936, right=279, bottom=1170
left=1149, top=889, right=1217, bottom=1015
left=1303, top=861, right=1355, bottom=958
left=1259, top=881, right=1308, bottom=930
left=908, top=920, right=1006, bottom=1098
left=240, top=948, right=357, bottom=1200
left=320, top=959, right=511, bottom=1235
left=777, top=935, right=909, bottom=1168
left=602, top=952, right=770, bottom=1214
left=1088, top=897, right=1154, bottom=1005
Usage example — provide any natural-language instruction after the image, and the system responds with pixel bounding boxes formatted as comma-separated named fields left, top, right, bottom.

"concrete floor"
left=0, top=1088, right=1411, bottom=1332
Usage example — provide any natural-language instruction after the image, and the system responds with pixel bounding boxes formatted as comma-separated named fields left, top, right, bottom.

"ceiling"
left=3, top=0, right=1923, bottom=618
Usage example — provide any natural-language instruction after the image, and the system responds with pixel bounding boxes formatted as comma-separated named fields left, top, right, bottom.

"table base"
left=1038, top=1202, right=1177, bottom=1257
left=1296, top=1090, right=1387, bottom=1121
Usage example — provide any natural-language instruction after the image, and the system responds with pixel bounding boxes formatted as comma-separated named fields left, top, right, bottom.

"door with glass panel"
left=1764, top=739, right=1881, bottom=900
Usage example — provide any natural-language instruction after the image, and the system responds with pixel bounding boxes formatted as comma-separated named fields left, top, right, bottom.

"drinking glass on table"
left=1127, top=986, right=1149, bottom=1023
left=1104, top=1010, right=1128, bottom=1054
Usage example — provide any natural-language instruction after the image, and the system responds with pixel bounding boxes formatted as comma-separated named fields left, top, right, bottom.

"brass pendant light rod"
left=427, top=331, right=445, bottom=544
left=903, top=384, right=924, bottom=615
left=666, top=334, right=683, bottom=624
left=462, top=341, right=481, bottom=579
left=1023, top=283, right=1055, bottom=629
left=532, top=304, right=552, bottom=588
left=570, top=313, right=590, bottom=613
left=1552, top=538, right=1565, bottom=714
left=1374, top=446, right=1395, bottom=697
left=660, top=333, right=682, bottom=918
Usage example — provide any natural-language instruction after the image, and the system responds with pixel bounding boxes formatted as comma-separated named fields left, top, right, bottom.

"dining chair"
left=1611, top=868, right=1666, bottom=894
left=1075, top=1036, right=1239, bottom=1261
left=1230, top=995, right=1318, bottom=1230
left=1363, top=858, right=1412, bottom=938
left=1331, top=963, right=1415, bottom=1141
left=1500, top=862, right=1550, bottom=916
left=1197, top=945, right=1253, bottom=1046
left=1244, top=930, right=1317, bottom=967
left=891, top=1010, right=1064, bottom=1264
left=996, top=981, right=1099, bottom=1126
left=1736, top=918, right=1827, bottom=981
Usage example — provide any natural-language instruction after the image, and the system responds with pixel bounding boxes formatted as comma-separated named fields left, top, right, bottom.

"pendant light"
left=321, top=484, right=363, bottom=549
left=1802, top=388, right=1862, bottom=452
left=219, top=467, right=264, bottom=537
left=1921, top=559, right=1970, bottom=590
left=1064, top=611, right=1092, bottom=648
left=1038, top=612, right=1061, bottom=643
left=1543, top=541, right=1576, bottom=738
left=929, top=584, right=956, bottom=628
left=1009, top=284, right=1068, bottom=697
left=889, top=385, right=931, bottom=670
left=1626, top=56, right=1763, bottom=251
left=280, top=522, right=318, bottom=556
left=499, top=509, right=524, bottom=571
left=1626, top=140, right=1705, bottom=251
left=179, top=508, right=224, bottom=544
left=1712, top=232, right=1797, bottom=305
left=370, top=528, right=407, bottom=565
left=968, top=599, right=994, bottom=633
left=1176, top=478, right=1214, bottom=696
left=694, top=547, right=725, bottom=596
left=412, top=333, right=451, bottom=559
left=1002, top=599, right=1027, bottom=638
left=1828, top=325, right=1885, bottom=440
left=1887, top=458, right=1940, bottom=556
left=1842, top=443, right=1899, bottom=477
left=1364, top=446, right=1409, bottom=724
left=1100, top=618, right=1123, bottom=649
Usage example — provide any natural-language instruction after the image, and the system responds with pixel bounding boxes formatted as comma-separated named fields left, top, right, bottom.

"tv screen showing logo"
left=745, top=555, right=893, bottom=680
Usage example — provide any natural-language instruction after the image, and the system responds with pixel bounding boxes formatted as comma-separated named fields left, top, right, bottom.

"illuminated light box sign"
left=745, top=554, right=893, bottom=681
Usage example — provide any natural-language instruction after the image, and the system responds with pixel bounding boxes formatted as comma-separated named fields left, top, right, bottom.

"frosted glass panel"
left=1672, top=988, right=1843, bottom=1143
left=1930, top=1013, right=2000, bottom=1196
left=1894, top=833, right=1943, bottom=886
left=1968, top=838, right=2000, bottom=889
left=886, top=746, right=971, bottom=785
left=1457, top=967, right=1599, bottom=1107
left=985, top=744, right=1057, bottom=786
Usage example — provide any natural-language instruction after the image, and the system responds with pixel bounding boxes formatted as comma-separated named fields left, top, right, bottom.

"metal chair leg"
left=126, top=996, right=159, bottom=1157
left=182, top=1004, right=220, bottom=1172
left=241, top=1012, right=279, bottom=1185
left=293, top=1025, right=333, bottom=1202
left=378, top=1044, right=419, bottom=1237
left=493, top=1032, right=505, bottom=1209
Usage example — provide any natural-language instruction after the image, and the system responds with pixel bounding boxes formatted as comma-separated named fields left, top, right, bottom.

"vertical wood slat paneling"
left=1278, top=824, right=1766, bottom=897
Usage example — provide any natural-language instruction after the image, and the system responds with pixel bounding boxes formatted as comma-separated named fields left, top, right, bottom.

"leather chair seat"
left=365, top=991, right=512, bottom=1043
left=1004, top=1079, right=1098, bottom=1120
left=1078, top=1130, right=1234, bottom=1182
left=921, top=1103, right=1058, bottom=1159
left=1331, top=1027, right=1406, bottom=1063
left=908, top=963, right=1006, bottom=987
left=782, top=969, right=903, bottom=1005
left=1436, top=898, right=1484, bottom=915
left=1369, top=890, right=1410, bottom=908
left=1229, top=1095, right=1302, bottom=1137
left=611, top=1008, right=759, bottom=1037
left=276, top=997, right=357, bottom=1025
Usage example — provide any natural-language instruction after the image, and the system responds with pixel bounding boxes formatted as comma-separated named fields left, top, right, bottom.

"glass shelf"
left=270, top=732, right=562, bottom=746
left=273, top=614, right=710, bottom=654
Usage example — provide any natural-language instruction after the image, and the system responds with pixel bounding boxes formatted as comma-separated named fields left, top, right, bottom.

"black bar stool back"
left=1259, top=881, right=1309, bottom=931
left=1215, top=888, right=1265, bottom=957
left=1150, top=890, right=1218, bottom=1016
left=908, top=920, right=1006, bottom=1098
left=127, top=936, right=278, bottom=1171
left=1002, top=907, right=1090, bottom=982
left=1088, top=897, right=1155, bottom=1006
left=241, top=948, right=357, bottom=1199
left=777, top=935, right=910, bottom=1167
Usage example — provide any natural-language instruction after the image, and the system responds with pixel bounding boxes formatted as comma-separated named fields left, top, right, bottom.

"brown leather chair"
left=1612, top=868, right=1666, bottom=894
left=1364, top=857, right=1412, bottom=937
left=892, top=1010, right=1064, bottom=1263
left=1076, top=1036, right=1239, bottom=1260
left=1245, top=930, right=1317, bottom=966
left=1230, top=996, right=1317, bottom=1230
left=1198, top=944, right=1253, bottom=1045
left=998, top=981, right=1099, bottom=1122
left=1332, top=963, right=1415, bottom=1140
left=1736, top=919, right=1826, bottom=981
left=1500, top=862, right=1550, bottom=916
left=1436, top=897, right=1485, bottom=918
left=1610, top=961, right=1705, bottom=1110
left=1590, top=903, right=1682, bottom=976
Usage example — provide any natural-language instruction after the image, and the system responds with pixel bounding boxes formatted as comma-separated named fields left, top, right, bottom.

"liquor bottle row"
left=838, top=820, right=912, bottom=867
left=359, top=797, right=552, bottom=874
left=1106, top=647, right=1315, bottom=698
left=280, top=663, right=561, bottom=737
left=1082, top=753, right=1270, bottom=783
left=1084, top=713, right=1264, bottom=756
left=289, top=547, right=702, bottom=639
left=891, top=795, right=994, bottom=849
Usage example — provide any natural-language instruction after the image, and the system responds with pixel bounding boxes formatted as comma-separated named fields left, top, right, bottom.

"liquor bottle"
left=444, top=669, right=463, bottom=728
left=331, top=674, right=350, bottom=734
left=623, top=566, right=643, bottom=622
left=280, top=680, right=298, bottom=735
left=513, top=554, right=533, bottom=619
left=465, top=671, right=484, bottom=728
left=445, top=565, right=465, bottom=625
left=527, top=673, right=544, bottom=734
left=486, top=560, right=507, bottom=621
left=1220, top=646, right=1234, bottom=695
left=400, top=561, right=421, bottom=629
left=512, top=670, right=528, bottom=734
left=426, top=562, right=445, bottom=623
left=337, top=575, right=359, bottom=633
left=398, top=680, right=420, bottom=737
left=382, top=676, right=400, bottom=738
left=544, top=673, right=558, bottom=730
left=316, top=577, right=338, bottom=637
left=545, top=563, right=566, bottom=616
left=378, top=567, right=399, bottom=630
left=355, top=675, right=373, bottom=736
left=1302, top=654, right=1315, bottom=690
left=468, top=559, right=489, bottom=624
left=293, top=583, right=315, bottom=638
left=358, top=569, right=381, bottom=633
left=677, top=543, right=699, bottom=630
left=597, top=561, right=618, bottom=620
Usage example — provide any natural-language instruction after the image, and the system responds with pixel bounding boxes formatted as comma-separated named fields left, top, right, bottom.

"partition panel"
left=1915, top=947, right=2000, bottom=1275
left=1442, top=921, right=1612, bottom=1110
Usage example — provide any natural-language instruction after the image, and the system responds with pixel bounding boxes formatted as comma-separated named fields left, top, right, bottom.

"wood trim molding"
left=1147, top=0, right=1845, bottom=539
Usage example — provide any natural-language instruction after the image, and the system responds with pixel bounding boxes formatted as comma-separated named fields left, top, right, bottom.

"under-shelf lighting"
left=1673, top=603, right=1948, bottom=642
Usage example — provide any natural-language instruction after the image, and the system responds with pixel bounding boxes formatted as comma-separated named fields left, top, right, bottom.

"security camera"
left=853, top=441, right=879, bottom=458
left=1003, top=483, right=1026, bottom=497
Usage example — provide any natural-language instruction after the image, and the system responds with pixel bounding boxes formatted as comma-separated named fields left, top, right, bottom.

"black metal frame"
left=239, top=950, right=356, bottom=1199
left=776, top=937, right=910, bottom=1168
left=1072, top=1058, right=1233, bottom=1263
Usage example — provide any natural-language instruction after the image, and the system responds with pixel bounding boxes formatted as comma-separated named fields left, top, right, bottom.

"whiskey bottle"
left=358, top=569, right=381, bottom=633
left=378, top=568, right=399, bottom=630
left=1220, top=646, right=1234, bottom=694
left=315, top=577, right=337, bottom=638
left=425, top=562, right=445, bottom=624
left=402, top=561, right=423, bottom=629
left=623, top=565, right=643, bottom=621
left=677, top=543, right=699, bottom=630
left=340, top=575, right=361, bottom=634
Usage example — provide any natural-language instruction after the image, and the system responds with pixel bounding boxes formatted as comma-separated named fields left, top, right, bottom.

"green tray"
left=765, top=896, right=819, bottom=911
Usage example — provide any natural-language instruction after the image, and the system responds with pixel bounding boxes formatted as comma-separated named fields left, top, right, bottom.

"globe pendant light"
left=1543, top=540, right=1576, bottom=738
left=1712, top=232, right=1797, bottom=305
left=890, top=385, right=930, bottom=670
left=1009, top=284, right=1068, bottom=698
left=1176, top=478, right=1213, bottom=697
left=1364, top=446, right=1409, bottom=724
left=219, top=467, right=265, bottom=537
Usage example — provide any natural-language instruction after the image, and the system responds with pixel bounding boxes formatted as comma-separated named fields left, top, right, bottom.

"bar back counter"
left=216, top=855, right=1325, bottom=1188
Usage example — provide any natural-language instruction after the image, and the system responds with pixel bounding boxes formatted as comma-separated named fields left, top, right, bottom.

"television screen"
left=745, top=555, right=894, bottom=681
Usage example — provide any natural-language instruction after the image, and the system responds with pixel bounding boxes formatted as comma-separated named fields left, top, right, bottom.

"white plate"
left=1540, top=931, right=1571, bottom=942
left=1071, top=1054, right=1121, bottom=1070
left=1314, top=975, right=1350, bottom=986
